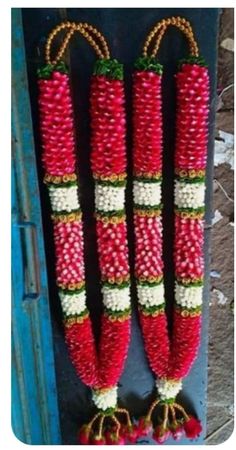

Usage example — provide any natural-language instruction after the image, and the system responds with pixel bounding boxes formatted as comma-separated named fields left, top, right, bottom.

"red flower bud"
left=105, top=429, right=126, bottom=444
left=137, top=417, right=153, bottom=436
left=91, top=435, right=106, bottom=445
left=183, top=416, right=202, bottom=439
left=120, top=424, right=139, bottom=443
left=153, top=425, right=171, bottom=444
left=78, top=425, right=90, bottom=444
left=127, top=425, right=139, bottom=443
left=171, top=423, right=185, bottom=441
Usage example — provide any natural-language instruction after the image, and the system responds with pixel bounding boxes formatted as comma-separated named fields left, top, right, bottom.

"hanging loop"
left=45, top=21, right=110, bottom=66
left=143, top=16, right=199, bottom=58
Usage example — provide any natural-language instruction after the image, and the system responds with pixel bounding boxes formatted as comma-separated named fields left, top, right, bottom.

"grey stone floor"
left=206, top=8, right=234, bottom=445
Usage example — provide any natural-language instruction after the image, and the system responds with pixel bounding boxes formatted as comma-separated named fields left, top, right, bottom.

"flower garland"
left=37, top=22, right=135, bottom=445
left=132, top=17, right=210, bottom=443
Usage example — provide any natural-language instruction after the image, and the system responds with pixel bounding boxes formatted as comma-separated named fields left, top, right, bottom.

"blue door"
left=11, top=8, right=61, bottom=444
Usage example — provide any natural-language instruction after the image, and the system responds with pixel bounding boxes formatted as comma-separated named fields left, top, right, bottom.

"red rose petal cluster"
left=134, top=215, right=163, bottom=279
left=175, top=64, right=209, bottom=171
left=174, top=216, right=204, bottom=280
left=96, top=220, right=130, bottom=281
left=90, top=76, right=126, bottom=177
left=65, top=318, right=99, bottom=386
left=54, top=221, right=85, bottom=286
left=98, top=315, right=131, bottom=388
left=38, top=71, right=76, bottom=176
left=183, top=416, right=202, bottom=439
left=133, top=71, right=163, bottom=175
left=168, top=311, right=202, bottom=379
left=139, top=312, right=169, bottom=378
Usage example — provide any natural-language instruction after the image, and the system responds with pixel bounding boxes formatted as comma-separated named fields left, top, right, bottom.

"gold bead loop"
left=143, top=16, right=199, bottom=58
left=45, top=21, right=110, bottom=66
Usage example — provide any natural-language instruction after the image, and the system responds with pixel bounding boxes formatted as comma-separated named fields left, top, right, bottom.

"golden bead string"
left=97, top=414, right=105, bottom=439
left=45, top=21, right=110, bottom=66
left=152, top=19, right=197, bottom=58
left=143, top=16, right=199, bottom=58
left=173, top=402, right=190, bottom=421
left=170, top=404, right=178, bottom=427
left=82, top=22, right=110, bottom=60
left=146, top=399, right=160, bottom=422
left=162, top=404, right=169, bottom=429
left=143, top=20, right=167, bottom=56
left=87, top=412, right=102, bottom=433
left=115, top=408, right=132, bottom=428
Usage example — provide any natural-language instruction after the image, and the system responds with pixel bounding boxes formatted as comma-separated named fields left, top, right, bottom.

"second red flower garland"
left=133, top=17, right=210, bottom=443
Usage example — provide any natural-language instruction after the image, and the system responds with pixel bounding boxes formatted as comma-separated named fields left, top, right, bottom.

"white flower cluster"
left=137, top=283, right=165, bottom=307
left=92, top=386, right=118, bottom=411
left=59, top=290, right=86, bottom=316
left=175, top=283, right=203, bottom=308
left=175, top=181, right=205, bottom=209
left=156, top=378, right=182, bottom=400
left=102, top=286, right=130, bottom=311
left=49, top=185, right=79, bottom=212
left=95, top=184, right=125, bottom=211
left=133, top=181, right=161, bottom=206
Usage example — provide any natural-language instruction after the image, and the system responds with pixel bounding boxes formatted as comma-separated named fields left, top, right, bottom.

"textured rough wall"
left=206, top=7, right=234, bottom=445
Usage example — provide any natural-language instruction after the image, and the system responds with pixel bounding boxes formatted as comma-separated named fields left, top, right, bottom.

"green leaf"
left=104, top=307, right=131, bottom=318
left=37, top=61, right=69, bottom=79
left=175, top=206, right=205, bottom=214
left=159, top=398, right=175, bottom=405
left=134, top=176, right=162, bottom=183
left=95, top=209, right=125, bottom=217
left=101, top=407, right=116, bottom=416
left=102, top=280, right=130, bottom=290
left=46, top=180, right=78, bottom=188
left=93, top=59, right=124, bottom=80
left=51, top=208, right=81, bottom=216
left=59, top=285, right=85, bottom=295
left=64, top=309, right=89, bottom=320
left=140, top=303, right=165, bottom=315
left=137, top=278, right=163, bottom=287
left=178, top=55, right=208, bottom=69
left=97, top=179, right=126, bottom=187
left=176, top=176, right=205, bottom=184
left=134, top=203, right=162, bottom=211
left=134, top=56, right=163, bottom=75
left=176, top=279, right=204, bottom=288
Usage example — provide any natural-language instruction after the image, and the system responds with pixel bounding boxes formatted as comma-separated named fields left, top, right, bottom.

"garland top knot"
left=93, top=59, right=124, bottom=80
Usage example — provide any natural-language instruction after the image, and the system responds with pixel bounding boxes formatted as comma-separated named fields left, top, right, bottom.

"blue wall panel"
left=11, top=8, right=61, bottom=445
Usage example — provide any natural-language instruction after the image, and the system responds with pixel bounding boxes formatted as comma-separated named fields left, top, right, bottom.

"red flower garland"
left=38, top=23, right=133, bottom=444
left=132, top=18, right=210, bottom=443
left=133, top=70, right=163, bottom=176
left=39, top=71, right=76, bottom=176
left=90, top=76, right=126, bottom=177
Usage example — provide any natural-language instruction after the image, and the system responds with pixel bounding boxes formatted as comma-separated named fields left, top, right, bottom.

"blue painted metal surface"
left=11, top=8, right=61, bottom=444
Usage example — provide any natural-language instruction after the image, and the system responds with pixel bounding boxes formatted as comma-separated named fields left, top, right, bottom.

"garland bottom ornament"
left=137, top=380, right=202, bottom=444
left=78, top=384, right=202, bottom=444
left=78, top=387, right=139, bottom=445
